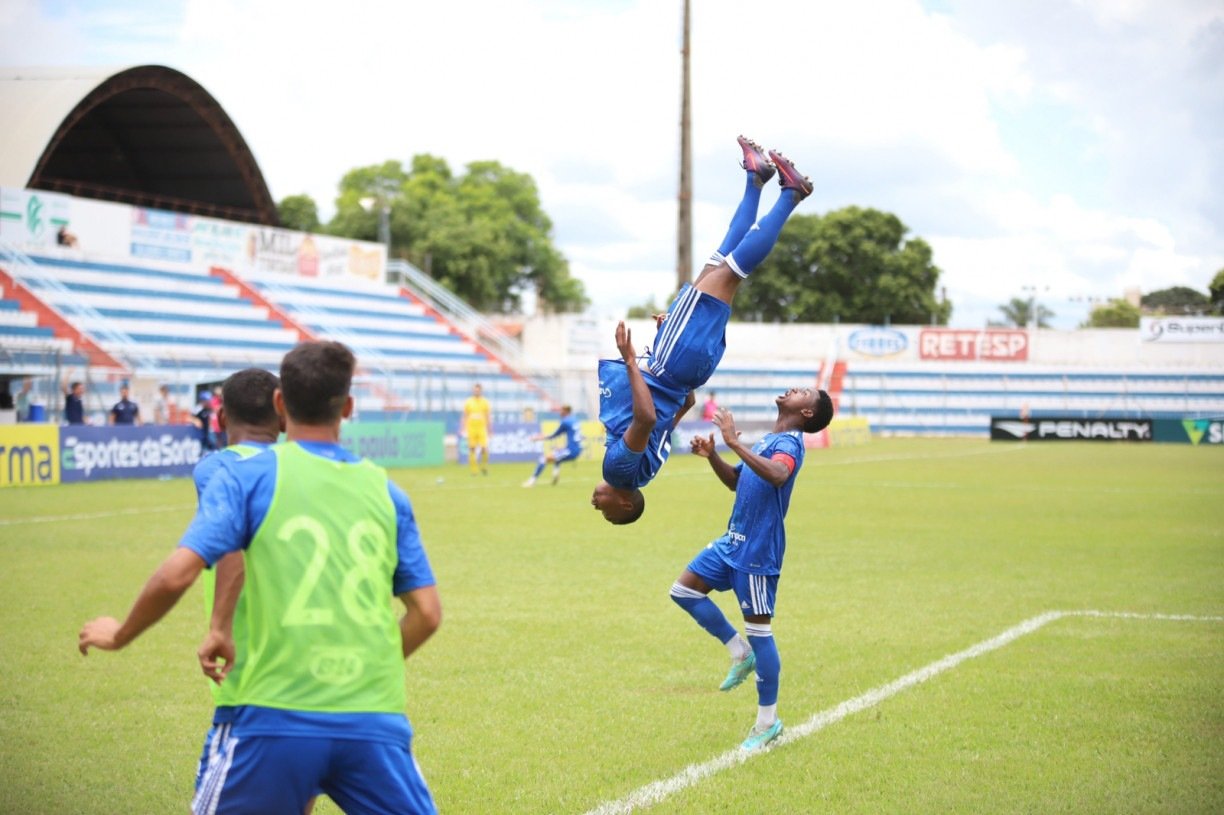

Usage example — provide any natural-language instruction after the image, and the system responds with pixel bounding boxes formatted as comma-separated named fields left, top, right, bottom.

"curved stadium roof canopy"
left=0, top=65, right=277, bottom=225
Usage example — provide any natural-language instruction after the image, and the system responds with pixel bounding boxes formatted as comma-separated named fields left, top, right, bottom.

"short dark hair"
left=279, top=341, right=355, bottom=424
left=803, top=389, right=835, bottom=434
left=222, top=368, right=280, bottom=428
left=608, top=489, right=646, bottom=525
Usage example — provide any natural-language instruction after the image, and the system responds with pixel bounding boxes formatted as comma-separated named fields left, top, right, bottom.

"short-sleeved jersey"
left=64, top=393, right=84, bottom=424
left=547, top=414, right=583, bottom=454
left=180, top=440, right=436, bottom=745
left=598, top=358, right=688, bottom=490
left=463, top=396, right=491, bottom=435
left=110, top=399, right=139, bottom=425
left=712, top=430, right=805, bottom=576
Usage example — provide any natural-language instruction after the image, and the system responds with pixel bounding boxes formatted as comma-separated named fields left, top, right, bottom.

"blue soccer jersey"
left=547, top=414, right=583, bottom=459
left=179, top=440, right=436, bottom=746
left=598, top=358, right=688, bottom=489
left=192, top=442, right=271, bottom=499
left=713, top=430, right=806, bottom=575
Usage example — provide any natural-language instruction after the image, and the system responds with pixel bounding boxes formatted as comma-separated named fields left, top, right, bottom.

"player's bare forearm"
left=715, top=408, right=789, bottom=486
left=616, top=322, right=657, bottom=449
left=707, top=450, right=739, bottom=491
left=79, top=548, right=206, bottom=654
left=210, top=551, right=245, bottom=634
left=398, top=585, right=442, bottom=659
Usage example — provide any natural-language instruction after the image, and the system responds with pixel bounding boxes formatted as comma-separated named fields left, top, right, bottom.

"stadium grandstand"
left=0, top=64, right=560, bottom=434
left=1, top=64, right=1221, bottom=445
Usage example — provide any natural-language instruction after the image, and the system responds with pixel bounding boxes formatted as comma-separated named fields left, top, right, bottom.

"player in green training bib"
left=80, top=342, right=442, bottom=815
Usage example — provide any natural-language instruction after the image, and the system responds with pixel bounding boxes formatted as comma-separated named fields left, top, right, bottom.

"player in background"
left=462, top=382, right=492, bottom=475
left=79, top=341, right=442, bottom=815
left=592, top=136, right=813, bottom=525
left=669, top=387, right=834, bottom=751
left=522, top=404, right=583, bottom=487
left=187, top=369, right=295, bottom=806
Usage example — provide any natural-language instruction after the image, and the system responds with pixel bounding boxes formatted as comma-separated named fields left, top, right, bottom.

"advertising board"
left=0, top=425, right=60, bottom=487
left=339, top=421, right=445, bottom=467
left=990, top=417, right=1152, bottom=442
left=59, top=425, right=203, bottom=482
left=919, top=329, right=1028, bottom=361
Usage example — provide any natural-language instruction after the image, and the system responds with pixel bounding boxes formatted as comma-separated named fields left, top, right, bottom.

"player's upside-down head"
left=591, top=481, right=646, bottom=525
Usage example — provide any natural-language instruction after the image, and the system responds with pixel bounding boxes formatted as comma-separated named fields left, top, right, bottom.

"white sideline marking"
left=581, top=610, right=1224, bottom=815
left=0, top=503, right=194, bottom=527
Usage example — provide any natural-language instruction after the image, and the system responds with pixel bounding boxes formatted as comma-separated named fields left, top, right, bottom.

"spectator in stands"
left=153, top=384, right=177, bottom=424
left=63, top=380, right=86, bottom=425
left=592, top=136, right=812, bottom=525
left=109, top=385, right=141, bottom=426
left=14, top=378, right=32, bottom=421
left=462, top=383, right=492, bottom=476
left=702, top=391, right=720, bottom=422
left=0, top=381, right=12, bottom=411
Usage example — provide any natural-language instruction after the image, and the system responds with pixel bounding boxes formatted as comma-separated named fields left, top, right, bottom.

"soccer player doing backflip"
left=592, top=136, right=813, bottom=525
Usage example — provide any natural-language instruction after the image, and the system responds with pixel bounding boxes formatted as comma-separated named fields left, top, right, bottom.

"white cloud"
left=1, top=0, right=1220, bottom=328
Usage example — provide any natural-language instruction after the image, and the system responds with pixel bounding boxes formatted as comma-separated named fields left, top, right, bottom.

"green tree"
left=1082, top=298, right=1141, bottom=328
left=731, top=207, right=951, bottom=324
left=1141, top=285, right=1210, bottom=315
left=1210, top=269, right=1224, bottom=315
left=327, top=156, right=586, bottom=314
left=626, top=297, right=665, bottom=319
left=276, top=194, right=321, bottom=233
left=995, top=297, right=1055, bottom=329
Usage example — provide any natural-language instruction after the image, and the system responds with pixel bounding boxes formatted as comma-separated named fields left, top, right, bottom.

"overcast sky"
left=2, top=0, right=1221, bottom=328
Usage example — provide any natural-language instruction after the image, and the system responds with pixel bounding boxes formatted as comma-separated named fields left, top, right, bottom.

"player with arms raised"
left=669, top=387, right=833, bottom=750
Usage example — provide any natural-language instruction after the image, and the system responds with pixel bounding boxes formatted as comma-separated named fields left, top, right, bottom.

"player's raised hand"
left=78, top=616, right=121, bottom=655
left=712, top=407, right=741, bottom=445
left=615, top=321, right=637, bottom=363
left=198, top=630, right=235, bottom=685
left=652, top=312, right=667, bottom=330
left=691, top=432, right=716, bottom=458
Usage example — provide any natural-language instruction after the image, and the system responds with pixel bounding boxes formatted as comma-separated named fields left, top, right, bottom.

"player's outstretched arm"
left=79, top=547, right=207, bottom=655
left=397, top=584, right=442, bottom=660
left=714, top=408, right=791, bottom=486
left=616, top=322, right=656, bottom=452
left=691, top=432, right=738, bottom=491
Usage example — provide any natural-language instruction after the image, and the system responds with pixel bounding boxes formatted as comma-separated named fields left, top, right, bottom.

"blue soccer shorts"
left=686, top=544, right=779, bottom=618
left=192, top=732, right=436, bottom=815
left=553, top=444, right=582, bottom=463
left=648, top=284, right=730, bottom=390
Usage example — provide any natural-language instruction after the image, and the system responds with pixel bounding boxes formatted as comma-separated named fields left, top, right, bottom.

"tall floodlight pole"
left=676, top=0, right=693, bottom=292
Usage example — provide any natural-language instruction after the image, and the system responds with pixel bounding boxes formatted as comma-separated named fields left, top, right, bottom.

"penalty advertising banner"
left=60, top=425, right=204, bottom=482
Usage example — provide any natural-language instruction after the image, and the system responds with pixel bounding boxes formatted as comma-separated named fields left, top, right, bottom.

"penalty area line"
left=580, top=609, right=1223, bottom=815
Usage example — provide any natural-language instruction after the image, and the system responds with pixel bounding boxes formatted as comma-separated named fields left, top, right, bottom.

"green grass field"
left=1, top=437, right=1222, bottom=814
